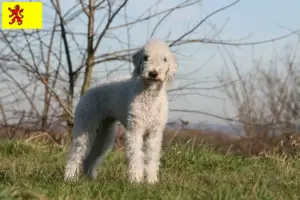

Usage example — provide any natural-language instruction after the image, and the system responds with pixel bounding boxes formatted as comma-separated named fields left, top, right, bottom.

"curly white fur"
left=64, top=39, right=177, bottom=183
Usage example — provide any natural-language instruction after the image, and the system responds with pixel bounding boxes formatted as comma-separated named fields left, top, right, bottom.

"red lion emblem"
left=8, top=5, right=24, bottom=25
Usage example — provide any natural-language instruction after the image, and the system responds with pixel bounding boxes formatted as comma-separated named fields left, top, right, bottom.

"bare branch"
left=170, top=0, right=241, bottom=47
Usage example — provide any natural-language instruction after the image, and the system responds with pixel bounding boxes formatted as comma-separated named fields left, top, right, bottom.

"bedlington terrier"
left=64, top=39, right=177, bottom=183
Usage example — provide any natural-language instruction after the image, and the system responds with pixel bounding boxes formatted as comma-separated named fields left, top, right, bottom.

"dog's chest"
left=128, top=93, right=168, bottom=126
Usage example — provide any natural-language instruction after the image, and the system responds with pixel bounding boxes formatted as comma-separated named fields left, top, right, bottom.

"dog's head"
left=131, top=39, right=177, bottom=84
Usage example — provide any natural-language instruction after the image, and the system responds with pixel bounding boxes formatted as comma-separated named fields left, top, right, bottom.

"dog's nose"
left=148, top=71, right=158, bottom=78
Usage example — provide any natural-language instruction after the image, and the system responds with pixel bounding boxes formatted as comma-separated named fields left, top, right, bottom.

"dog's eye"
left=163, top=57, right=167, bottom=62
left=143, top=55, right=148, bottom=61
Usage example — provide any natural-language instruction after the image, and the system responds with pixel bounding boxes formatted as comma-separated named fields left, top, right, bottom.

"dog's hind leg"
left=82, top=118, right=117, bottom=179
left=64, top=125, right=90, bottom=181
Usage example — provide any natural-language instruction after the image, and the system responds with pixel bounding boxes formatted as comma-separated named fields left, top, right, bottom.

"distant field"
left=1, top=139, right=300, bottom=200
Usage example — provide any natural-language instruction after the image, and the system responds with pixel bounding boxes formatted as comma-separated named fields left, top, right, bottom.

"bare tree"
left=218, top=42, right=300, bottom=137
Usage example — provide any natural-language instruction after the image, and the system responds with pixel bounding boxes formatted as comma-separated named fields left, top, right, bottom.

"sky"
left=1, top=0, right=300, bottom=125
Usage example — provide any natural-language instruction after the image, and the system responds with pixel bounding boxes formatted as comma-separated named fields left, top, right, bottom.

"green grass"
left=1, top=140, right=300, bottom=200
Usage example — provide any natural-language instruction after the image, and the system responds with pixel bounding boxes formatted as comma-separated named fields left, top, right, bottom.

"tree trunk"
left=41, top=75, right=50, bottom=130
left=81, top=54, right=94, bottom=96
left=80, top=0, right=95, bottom=96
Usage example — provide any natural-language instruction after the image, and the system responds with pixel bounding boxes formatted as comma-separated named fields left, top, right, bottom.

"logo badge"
left=2, top=2, right=43, bottom=30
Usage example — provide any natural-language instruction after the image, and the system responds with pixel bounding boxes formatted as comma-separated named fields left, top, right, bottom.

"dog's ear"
left=167, top=52, right=178, bottom=82
left=131, top=49, right=144, bottom=78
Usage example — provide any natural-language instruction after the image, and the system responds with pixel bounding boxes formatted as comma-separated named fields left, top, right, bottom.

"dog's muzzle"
left=144, top=70, right=161, bottom=82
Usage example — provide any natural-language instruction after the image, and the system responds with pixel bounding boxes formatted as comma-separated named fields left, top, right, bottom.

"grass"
left=1, top=139, right=300, bottom=200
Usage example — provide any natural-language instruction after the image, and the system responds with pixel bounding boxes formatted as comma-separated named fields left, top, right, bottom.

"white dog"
left=64, top=39, right=177, bottom=183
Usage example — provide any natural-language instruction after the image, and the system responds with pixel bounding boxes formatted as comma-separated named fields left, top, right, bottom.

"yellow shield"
left=2, top=2, right=43, bottom=29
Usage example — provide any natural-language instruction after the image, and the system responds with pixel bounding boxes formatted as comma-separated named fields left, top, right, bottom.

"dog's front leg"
left=144, top=126, right=164, bottom=184
left=124, top=126, right=145, bottom=183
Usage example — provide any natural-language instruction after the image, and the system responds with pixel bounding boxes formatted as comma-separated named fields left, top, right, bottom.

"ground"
left=1, top=138, right=300, bottom=200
